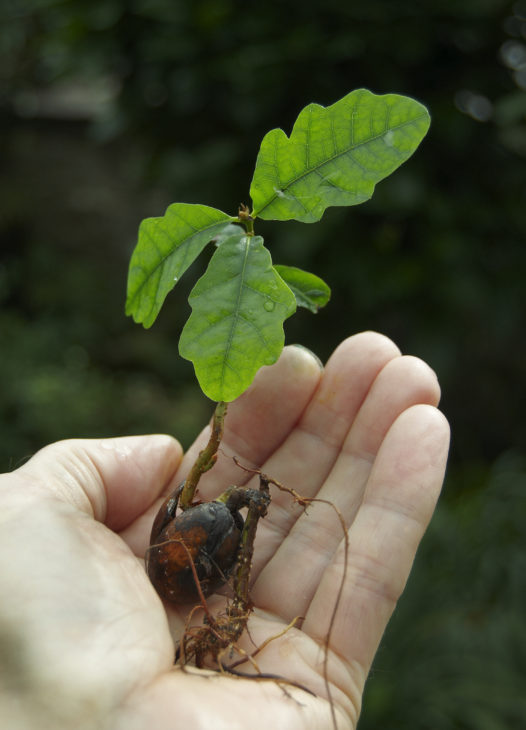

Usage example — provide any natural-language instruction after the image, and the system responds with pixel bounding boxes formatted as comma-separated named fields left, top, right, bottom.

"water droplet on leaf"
left=264, top=300, right=275, bottom=312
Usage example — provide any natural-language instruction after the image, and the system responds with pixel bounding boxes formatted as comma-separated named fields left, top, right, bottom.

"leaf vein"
left=129, top=217, right=229, bottom=307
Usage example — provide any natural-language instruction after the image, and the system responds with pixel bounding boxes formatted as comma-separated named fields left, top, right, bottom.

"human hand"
left=0, top=332, right=449, bottom=730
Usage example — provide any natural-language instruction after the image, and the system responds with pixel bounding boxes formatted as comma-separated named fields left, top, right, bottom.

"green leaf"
left=250, top=88, right=430, bottom=223
left=274, top=265, right=331, bottom=313
left=179, top=235, right=296, bottom=402
left=126, top=203, right=236, bottom=328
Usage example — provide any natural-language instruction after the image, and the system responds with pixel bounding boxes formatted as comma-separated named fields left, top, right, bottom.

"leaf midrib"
left=220, top=237, right=251, bottom=391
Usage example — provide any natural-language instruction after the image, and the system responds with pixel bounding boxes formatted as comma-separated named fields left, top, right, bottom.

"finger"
left=251, top=355, right=441, bottom=617
left=304, top=404, right=450, bottom=674
left=18, top=435, right=183, bottom=532
left=242, top=332, right=401, bottom=573
left=343, top=354, right=441, bottom=460
left=253, top=332, right=402, bottom=513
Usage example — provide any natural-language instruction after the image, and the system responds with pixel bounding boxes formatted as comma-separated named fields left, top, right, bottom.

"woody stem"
left=232, top=476, right=271, bottom=613
left=179, top=401, right=228, bottom=510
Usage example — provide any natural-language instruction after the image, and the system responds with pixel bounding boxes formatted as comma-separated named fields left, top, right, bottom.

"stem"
left=237, top=204, right=255, bottom=236
left=180, top=401, right=227, bottom=510
left=232, top=476, right=270, bottom=612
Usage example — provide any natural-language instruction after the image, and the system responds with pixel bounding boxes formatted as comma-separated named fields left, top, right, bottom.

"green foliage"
left=179, top=234, right=296, bottom=401
left=126, top=203, right=234, bottom=328
left=273, top=265, right=331, bottom=313
left=126, top=90, right=429, bottom=401
left=250, top=89, right=430, bottom=223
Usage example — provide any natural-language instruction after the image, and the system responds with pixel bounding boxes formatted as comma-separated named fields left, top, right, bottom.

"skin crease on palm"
left=0, top=332, right=450, bottom=730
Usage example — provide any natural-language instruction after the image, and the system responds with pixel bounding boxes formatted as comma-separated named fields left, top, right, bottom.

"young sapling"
left=126, top=88, right=430, bottom=702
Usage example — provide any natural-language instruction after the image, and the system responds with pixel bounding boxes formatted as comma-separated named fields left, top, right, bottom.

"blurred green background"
left=1, top=0, right=525, bottom=726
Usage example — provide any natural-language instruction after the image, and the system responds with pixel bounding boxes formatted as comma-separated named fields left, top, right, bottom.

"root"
left=232, top=457, right=349, bottom=730
left=218, top=661, right=316, bottom=700
left=151, top=443, right=347, bottom=730
left=225, top=614, right=304, bottom=671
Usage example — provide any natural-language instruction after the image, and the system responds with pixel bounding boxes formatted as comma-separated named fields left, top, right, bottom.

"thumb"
left=17, top=435, right=182, bottom=531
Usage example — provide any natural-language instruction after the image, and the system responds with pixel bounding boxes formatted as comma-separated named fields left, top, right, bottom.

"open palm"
left=0, top=332, right=449, bottom=730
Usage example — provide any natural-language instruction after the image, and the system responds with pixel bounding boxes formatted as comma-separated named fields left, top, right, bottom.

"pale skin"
left=0, top=332, right=450, bottom=730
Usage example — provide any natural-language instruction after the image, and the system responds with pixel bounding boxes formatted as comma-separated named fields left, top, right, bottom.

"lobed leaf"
left=126, top=203, right=236, bottom=328
left=274, top=265, right=331, bottom=313
left=250, top=88, right=430, bottom=223
left=179, top=235, right=296, bottom=402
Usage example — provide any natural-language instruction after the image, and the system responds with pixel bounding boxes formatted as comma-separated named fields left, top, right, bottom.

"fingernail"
left=291, top=344, right=324, bottom=370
